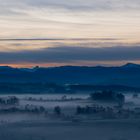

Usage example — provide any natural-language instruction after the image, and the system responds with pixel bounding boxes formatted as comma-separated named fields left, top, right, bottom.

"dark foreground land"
left=0, top=119, right=140, bottom=140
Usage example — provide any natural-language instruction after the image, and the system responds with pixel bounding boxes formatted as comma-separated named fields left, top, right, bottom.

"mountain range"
left=0, top=63, right=139, bottom=88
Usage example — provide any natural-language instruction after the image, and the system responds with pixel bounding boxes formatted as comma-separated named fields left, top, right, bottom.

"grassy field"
left=0, top=119, right=140, bottom=140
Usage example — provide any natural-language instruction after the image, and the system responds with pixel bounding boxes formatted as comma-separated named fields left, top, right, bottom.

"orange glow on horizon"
left=1, top=60, right=140, bottom=68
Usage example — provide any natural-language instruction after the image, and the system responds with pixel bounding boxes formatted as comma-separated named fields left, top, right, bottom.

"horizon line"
left=0, top=62, right=138, bottom=69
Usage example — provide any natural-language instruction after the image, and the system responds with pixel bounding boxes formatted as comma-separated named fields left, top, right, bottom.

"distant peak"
left=122, top=63, right=140, bottom=68
left=33, top=66, right=40, bottom=69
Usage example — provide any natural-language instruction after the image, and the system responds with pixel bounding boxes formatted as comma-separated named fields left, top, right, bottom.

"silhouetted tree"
left=54, top=106, right=61, bottom=115
left=76, top=106, right=82, bottom=114
left=90, top=91, right=125, bottom=106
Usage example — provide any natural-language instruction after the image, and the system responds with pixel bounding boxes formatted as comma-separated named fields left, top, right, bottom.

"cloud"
left=0, top=0, right=139, bottom=39
left=0, top=46, right=140, bottom=65
left=1, top=0, right=140, bottom=11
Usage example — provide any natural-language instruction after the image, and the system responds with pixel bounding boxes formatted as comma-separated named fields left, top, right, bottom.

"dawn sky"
left=0, top=0, right=140, bottom=67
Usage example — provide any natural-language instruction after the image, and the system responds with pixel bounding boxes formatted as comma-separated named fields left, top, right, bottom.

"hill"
left=0, top=63, right=140, bottom=88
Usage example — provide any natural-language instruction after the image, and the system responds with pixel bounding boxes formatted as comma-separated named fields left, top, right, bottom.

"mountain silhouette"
left=0, top=63, right=140, bottom=87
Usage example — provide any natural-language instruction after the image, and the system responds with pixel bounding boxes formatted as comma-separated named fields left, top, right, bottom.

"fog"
left=0, top=93, right=139, bottom=140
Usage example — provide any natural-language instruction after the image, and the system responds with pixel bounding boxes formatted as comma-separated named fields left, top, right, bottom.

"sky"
left=0, top=0, right=140, bottom=67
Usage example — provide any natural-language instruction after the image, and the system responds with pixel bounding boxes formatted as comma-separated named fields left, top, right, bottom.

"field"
left=0, top=119, right=140, bottom=140
left=0, top=93, right=139, bottom=140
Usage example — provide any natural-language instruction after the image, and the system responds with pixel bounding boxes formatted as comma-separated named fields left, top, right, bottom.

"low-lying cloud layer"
left=0, top=46, right=140, bottom=66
